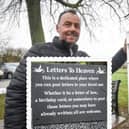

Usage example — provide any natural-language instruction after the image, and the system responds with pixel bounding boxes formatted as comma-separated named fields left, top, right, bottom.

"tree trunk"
left=26, top=0, right=45, bottom=44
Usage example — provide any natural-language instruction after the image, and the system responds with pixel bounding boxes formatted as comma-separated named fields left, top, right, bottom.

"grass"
left=0, top=94, right=5, bottom=120
left=112, top=68, right=128, bottom=114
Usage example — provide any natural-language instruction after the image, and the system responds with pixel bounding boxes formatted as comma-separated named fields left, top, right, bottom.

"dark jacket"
left=4, top=37, right=126, bottom=129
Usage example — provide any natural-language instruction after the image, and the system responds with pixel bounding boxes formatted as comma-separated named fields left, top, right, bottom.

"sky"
left=0, top=3, right=129, bottom=58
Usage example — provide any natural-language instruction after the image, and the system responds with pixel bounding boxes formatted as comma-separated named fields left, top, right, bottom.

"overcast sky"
left=1, top=3, right=128, bottom=58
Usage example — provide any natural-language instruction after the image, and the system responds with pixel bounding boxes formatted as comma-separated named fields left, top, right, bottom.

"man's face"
left=56, top=12, right=81, bottom=44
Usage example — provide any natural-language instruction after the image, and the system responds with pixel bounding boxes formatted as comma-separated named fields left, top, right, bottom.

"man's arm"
left=4, top=58, right=26, bottom=129
left=112, top=47, right=127, bottom=73
left=4, top=44, right=42, bottom=129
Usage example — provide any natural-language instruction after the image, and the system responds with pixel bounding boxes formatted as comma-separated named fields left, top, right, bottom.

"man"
left=4, top=9, right=126, bottom=129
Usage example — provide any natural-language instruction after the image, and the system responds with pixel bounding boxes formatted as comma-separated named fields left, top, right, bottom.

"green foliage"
left=0, top=94, right=5, bottom=120
left=2, top=55, right=21, bottom=62
left=0, top=47, right=27, bottom=62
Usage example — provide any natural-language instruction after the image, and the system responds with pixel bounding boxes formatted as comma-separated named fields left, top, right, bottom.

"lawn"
left=112, top=67, right=128, bottom=115
left=0, top=94, right=5, bottom=120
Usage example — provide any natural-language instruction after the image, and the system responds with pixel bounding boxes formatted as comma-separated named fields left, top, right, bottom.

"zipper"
left=69, top=48, right=73, bottom=56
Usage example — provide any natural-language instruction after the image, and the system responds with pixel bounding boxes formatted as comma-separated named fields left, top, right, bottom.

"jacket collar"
left=52, top=36, right=78, bottom=56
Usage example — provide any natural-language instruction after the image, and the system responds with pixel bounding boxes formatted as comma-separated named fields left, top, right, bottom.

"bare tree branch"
left=1, top=0, right=22, bottom=13
left=0, top=0, right=23, bottom=27
left=101, top=0, right=121, bottom=21
left=1, top=0, right=129, bottom=44
left=125, top=0, right=129, bottom=18
left=54, top=0, right=83, bottom=8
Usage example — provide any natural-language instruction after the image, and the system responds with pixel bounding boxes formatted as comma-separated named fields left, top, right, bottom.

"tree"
left=0, top=38, right=9, bottom=62
left=26, top=0, right=45, bottom=44
left=0, top=0, right=129, bottom=45
left=2, top=47, right=27, bottom=62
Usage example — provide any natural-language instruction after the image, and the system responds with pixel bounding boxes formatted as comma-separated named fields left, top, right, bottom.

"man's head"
left=56, top=9, right=81, bottom=44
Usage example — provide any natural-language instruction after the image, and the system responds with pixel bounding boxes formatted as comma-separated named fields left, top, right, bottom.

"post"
left=126, top=31, right=129, bottom=114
